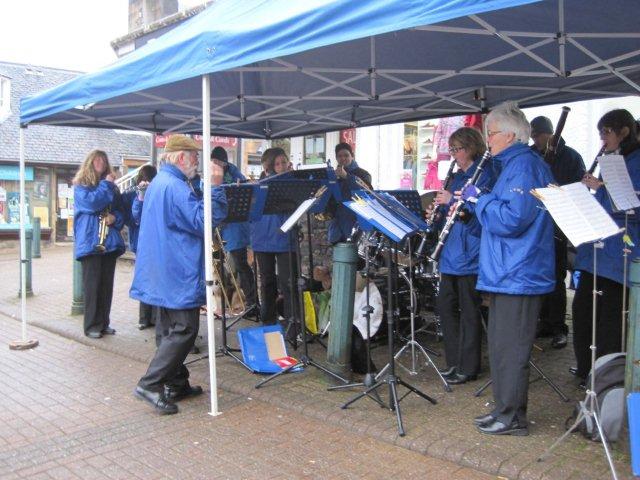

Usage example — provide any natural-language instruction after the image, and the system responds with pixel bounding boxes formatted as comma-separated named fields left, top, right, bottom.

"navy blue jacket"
left=220, top=163, right=250, bottom=252
left=120, top=190, right=140, bottom=253
left=574, top=148, right=640, bottom=284
left=531, top=137, right=585, bottom=186
left=129, top=164, right=228, bottom=309
left=328, top=160, right=371, bottom=244
left=475, top=142, right=556, bottom=295
left=73, top=180, right=125, bottom=260
left=439, top=158, right=495, bottom=276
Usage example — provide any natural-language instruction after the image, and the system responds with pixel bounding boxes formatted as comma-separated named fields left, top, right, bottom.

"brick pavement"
left=1, top=315, right=491, bottom=480
left=0, top=245, right=635, bottom=479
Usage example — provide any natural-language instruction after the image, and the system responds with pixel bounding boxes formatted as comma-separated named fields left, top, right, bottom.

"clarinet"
left=587, top=145, right=608, bottom=175
left=429, top=150, right=492, bottom=262
left=414, top=161, right=457, bottom=257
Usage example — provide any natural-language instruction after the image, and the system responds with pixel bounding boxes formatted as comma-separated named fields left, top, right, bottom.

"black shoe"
left=102, top=327, right=116, bottom=335
left=138, top=323, right=151, bottom=330
left=473, top=413, right=495, bottom=426
left=438, top=366, right=456, bottom=377
left=134, top=386, right=178, bottom=415
left=569, top=366, right=578, bottom=376
left=477, top=419, right=528, bottom=436
left=447, top=373, right=477, bottom=385
left=165, top=384, right=204, bottom=402
left=551, top=333, right=567, bottom=349
left=86, top=331, right=102, bottom=339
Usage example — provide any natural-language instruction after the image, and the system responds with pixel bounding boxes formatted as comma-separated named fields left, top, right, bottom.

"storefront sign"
left=155, top=134, right=238, bottom=148
left=339, top=129, right=356, bottom=154
left=0, top=165, right=34, bottom=181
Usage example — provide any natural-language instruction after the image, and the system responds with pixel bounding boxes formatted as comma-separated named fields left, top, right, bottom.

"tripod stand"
left=376, top=241, right=451, bottom=392
left=342, top=243, right=437, bottom=436
left=256, top=191, right=348, bottom=388
left=538, top=241, right=618, bottom=479
left=327, top=232, right=384, bottom=406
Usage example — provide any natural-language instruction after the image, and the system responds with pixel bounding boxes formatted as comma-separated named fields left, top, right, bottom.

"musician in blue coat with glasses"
left=430, top=127, right=494, bottom=386
left=130, top=135, right=227, bottom=415
left=469, top=103, right=555, bottom=437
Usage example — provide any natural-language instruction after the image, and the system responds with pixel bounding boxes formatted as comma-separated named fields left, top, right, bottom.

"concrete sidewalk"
left=0, top=245, right=634, bottom=479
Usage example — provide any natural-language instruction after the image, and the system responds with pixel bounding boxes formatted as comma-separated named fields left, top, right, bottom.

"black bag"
left=568, top=352, right=626, bottom=442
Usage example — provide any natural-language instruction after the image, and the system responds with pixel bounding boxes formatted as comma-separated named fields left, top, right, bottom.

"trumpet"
left=212, top=227, right=246, bottom=314
left=95, top=208, right=110, bottom=252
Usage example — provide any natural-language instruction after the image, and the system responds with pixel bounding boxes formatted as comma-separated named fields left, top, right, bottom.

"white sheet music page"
left=598, top=154, right=640, bottom=211
left=280, top=197, right=316, bottom=233
left=534, top=182, right=621, bottom=246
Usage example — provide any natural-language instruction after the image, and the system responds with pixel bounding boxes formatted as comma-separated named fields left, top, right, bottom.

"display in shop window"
left=6, top=192, right=30, bottom=226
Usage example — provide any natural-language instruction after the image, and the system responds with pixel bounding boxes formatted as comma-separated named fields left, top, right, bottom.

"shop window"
left=304, top=134, right=325, bottom=165
left=0, top=76, right=10, bottom=122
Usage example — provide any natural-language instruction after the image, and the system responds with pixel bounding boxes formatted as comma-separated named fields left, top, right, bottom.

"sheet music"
left=347, top=202, right=408, bottom=241
left=534, top=182, right=622, bottom=246
left=598, top=154, right=640, bottom=211
left=280, top=197, right=316, bottom=233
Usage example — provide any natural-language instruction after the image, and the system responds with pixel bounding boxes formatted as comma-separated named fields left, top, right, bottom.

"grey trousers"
left=488, top=293, right=542, bottom=425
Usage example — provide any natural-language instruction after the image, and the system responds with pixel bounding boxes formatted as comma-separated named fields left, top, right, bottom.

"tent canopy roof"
left=20, top=0, right=640, bottom=138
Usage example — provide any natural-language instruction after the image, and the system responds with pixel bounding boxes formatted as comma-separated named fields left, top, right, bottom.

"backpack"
left=569, top=352, right=626, bottom=442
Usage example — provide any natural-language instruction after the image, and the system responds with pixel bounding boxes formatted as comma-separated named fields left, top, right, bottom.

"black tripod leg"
left=529, top=360, right=570, bottom=402
left=341, top=379, right=386, bottom=409
left=474, top=378, right=492, bottom=397
left=397, top=377, right=437, bottom=405
left=306, top=359, right=349, bottom=384
left=255, top=361, right=303, bottom=389
left=388, top=379, right=406, bottom=436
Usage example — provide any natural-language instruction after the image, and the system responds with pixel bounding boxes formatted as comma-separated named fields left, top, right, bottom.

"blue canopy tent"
left=15, top=0, right=640, bottom=418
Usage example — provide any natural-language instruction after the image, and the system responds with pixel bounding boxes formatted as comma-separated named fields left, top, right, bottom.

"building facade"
left=0, top=61, right=151, bottom=245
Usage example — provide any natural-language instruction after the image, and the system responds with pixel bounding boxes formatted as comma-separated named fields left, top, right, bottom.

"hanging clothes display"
left=423, top=115, right=465, bottom=190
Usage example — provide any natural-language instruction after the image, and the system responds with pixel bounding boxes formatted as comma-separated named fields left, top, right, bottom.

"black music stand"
left=256, top=182, right=348, bottom=388
left=340, top=198, right=437, bottom=436
left=213, top=184, right=256, bottom=371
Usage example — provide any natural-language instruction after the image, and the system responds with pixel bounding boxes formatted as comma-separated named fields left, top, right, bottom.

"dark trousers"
left=572, top=271, right=625, bottom=378
left=255, top=251, right=297, bottom=325
left=139, top=302, right=156, bottom=327
left=539, top=235, right=568, bottom=335
left=488, top=293, right=542, bottom=425
left=80, top=252, right=118, bottom=335
left=138, top=307, right=200, bottom=392
left=229, top=247, right=256, bottom=305
left=438, top=273, right=482, bottom=376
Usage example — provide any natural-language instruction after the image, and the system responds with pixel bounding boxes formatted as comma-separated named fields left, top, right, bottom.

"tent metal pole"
left=202, top=74, right=220, bottom=416
left=10, top=128, right=38, bottom=351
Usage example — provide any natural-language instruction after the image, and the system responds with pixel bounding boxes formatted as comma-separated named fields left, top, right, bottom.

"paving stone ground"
left=0, top=244, right=634, bottom=479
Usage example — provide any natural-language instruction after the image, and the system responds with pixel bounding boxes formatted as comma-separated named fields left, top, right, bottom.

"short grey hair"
left=486, top=102, right=530, bottom=144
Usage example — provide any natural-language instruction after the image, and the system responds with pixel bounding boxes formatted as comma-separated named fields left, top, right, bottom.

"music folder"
left=531, top=182, right=623, bottom=247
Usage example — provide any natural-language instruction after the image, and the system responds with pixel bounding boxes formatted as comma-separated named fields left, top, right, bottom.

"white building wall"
left=289, top=136, right=304, bottom=167
left=355, top=124, right=404, bottom=189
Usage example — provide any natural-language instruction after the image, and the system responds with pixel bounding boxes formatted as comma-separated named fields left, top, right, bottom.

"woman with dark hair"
left=572, top=108, right=640, bottom=381
left=128, top=164, right=158, bottom=329
left=250, top=148, right=297, bottom=327
left=431, top=127, right=494, bottom=385
left=73, top=150, right=126, bottom=338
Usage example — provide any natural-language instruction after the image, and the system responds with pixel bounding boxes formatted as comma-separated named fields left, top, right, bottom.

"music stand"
left=213, top=184, right=258, bottom=371
left=256, top=184, right=348, bottom=388
left=340, top=195, right=437, bottom=436
left=531, top=183, right=624, bottom=479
